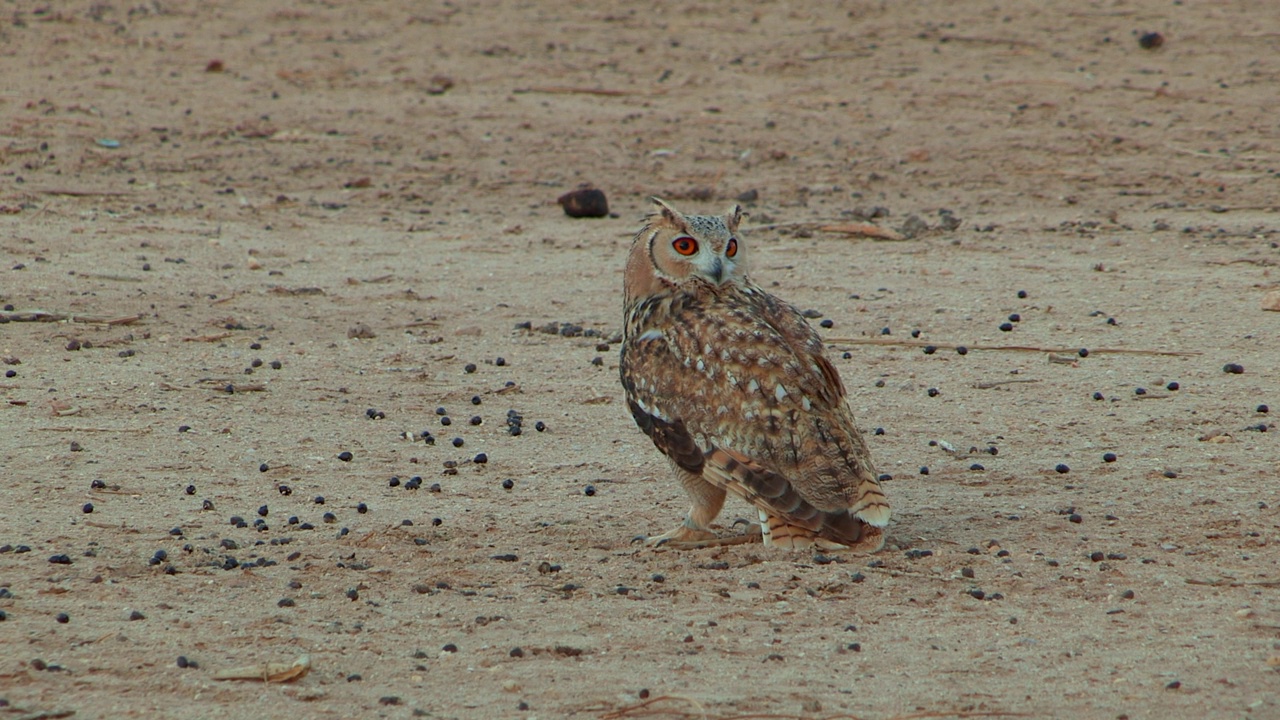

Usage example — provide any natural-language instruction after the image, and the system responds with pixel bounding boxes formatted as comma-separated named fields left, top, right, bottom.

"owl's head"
left=625, top=198, right=745, bottom=303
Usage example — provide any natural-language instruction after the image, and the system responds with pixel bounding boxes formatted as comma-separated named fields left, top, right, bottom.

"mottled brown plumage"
left=621, top=198, right=890, bottom=551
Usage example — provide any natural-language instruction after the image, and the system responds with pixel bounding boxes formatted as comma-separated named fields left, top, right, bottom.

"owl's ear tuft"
left=650, top=197, right=689, bottom=231
left=724, top=204, right=743, bottom=233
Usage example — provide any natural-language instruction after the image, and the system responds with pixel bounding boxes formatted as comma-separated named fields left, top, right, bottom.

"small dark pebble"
left=471, top=395, right=482, bottom=406
left=389, top=476, right=401, bottom=487
left=91, top=479, right=106, bottom=489
left=442, top=643, right=458, bottom=653
left=346, top=673, right=362, bottom=682
left=1106, top=317, right=1117, bottom=326
left=1165, top=680, right=1181, bottom=690
left=1163, top=470, right=1178, bottom=479
left=257, top=505, right=268, bottom=517
left=987, top=446, right=998, bottom=455
left=178, top=425, right=191, bottom=433
left=278, top=485, right=291, bottom=496
left=927, top=387, right=939, bottom=397
left=905, top=549, right=933, bottom=559
left=1079, top=348, right=1089, bottom=358
left=1055, top=463, right=1070, bottom=474
left=251, top=358, right=263, bottom=368
left=464, top=363, right=477, bottom=374
left=1121, top=589, right=1135, bottom=599
left=440, top=416, right=452, bottom=426
left=535, top=421, right=546, bottom=432
left=56, top=613, right=69, bottom=623
left=451, top=437, right=464, bottom=448
left=185, top=484, right=196, bottom=495
left=49, top=554, right=72, bottom=565
left=923, top=345, right=936, bottom=354
left=379, top=697, right=402, bottom=706
left=820, top=319, right=834, bottom=329
left=873, top=427, right=884, bottom=435
left=1254, top=404, right=1267, bottom=413
left=1069, top=513, right=1083, bottom=524
left=1090, top=551, right=1105, bottom=562
left=323, top=512, right=337, bottom=523
left=469, top=415, right=482, bottom=426
left=1016, top=290, right=1027, bottom=298
left=277, top=598, right=295, bottom=607
left=1223, top=362, right=1244, bottom=374
left=961, top=567, right=975, bottom=579
left=877, top=473, right=892, bottom=482
left=4, top=369, right=14, bottom=378
left=129, top=610, right=145, bottom=621
left=337, top=451, right=353, bottom=462
left=432, top=518, right=443, bottom=526
left=176, top=656, right=190, bottom=668
left=956, top=346, right=968, bottom=355
left=269, top=360, right=282, bottom=370
left=919, top=466, right=929, bottom=476
left=910, top=329, right=921, bottom=338
left=356, top=502, right=368, bottom=514
left=510, top=647, right=524, bottom=658
left=584, top=485, right=596, bottom=496
left=879, top=327, right=890, bottom=335
left=1135, top=387, right=1146, bottom=395
left=999, top=322, right=1014, bottom=332
left=82, top=503, right=94, bottom=513
left=502, top=478, right=515, bottom=490
left=969, top=463, right=984, bottom=471
left=968, top=589, right=985, bottom=600
left=591, top=356, right=604, bottom=366
left=474, top=452, right=488, bottom=464
left=1166, top=381, right=1179, bottom=391
left=842, top=352, right=852, bottom=359
left=1008, top=313, right=1021, bottom=322
left=1139, top=31, right=1165, bottom=50
left=495, top=357, right=507, bottom=366
left=346, top=588, right=359, bottom=601
left=314, top=495, right=325, bottom=504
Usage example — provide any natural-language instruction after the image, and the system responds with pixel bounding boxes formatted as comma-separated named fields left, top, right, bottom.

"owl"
left=620, top=198, right=890, bottom=551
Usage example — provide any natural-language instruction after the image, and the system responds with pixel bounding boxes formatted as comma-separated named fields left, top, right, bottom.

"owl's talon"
left=630, top=534, right=650, bottom=545
left=731, top=517, right=754, bottom=529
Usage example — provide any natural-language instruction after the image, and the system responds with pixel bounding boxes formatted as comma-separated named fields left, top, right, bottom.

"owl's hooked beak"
left=707, top=257, right=724, bottom=284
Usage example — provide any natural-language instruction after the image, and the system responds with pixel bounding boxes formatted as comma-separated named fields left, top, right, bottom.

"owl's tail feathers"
left=703, top=447, right=887, bottom=553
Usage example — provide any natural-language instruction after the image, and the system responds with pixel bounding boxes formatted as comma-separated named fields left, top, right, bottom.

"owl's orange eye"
left=672, top=236, right=699, bottom=256
left=725, top=238, right=738, bottom=258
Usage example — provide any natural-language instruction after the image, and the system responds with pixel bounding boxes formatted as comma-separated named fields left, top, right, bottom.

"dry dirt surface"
left=2, top=1, right=1279, bottom=718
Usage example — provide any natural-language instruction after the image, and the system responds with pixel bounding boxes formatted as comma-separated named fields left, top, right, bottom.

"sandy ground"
left=2, top=1, right=1279, bottom=718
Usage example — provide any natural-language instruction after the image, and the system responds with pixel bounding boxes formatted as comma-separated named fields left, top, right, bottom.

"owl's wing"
left=621, top=286, right=890, bottom=540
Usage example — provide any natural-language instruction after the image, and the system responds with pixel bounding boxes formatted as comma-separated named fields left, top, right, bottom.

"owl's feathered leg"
left=640, top=463, right=734, bottom=547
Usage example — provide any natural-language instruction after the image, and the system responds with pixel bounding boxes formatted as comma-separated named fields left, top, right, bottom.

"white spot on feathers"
left=775, top=383, right=788, bottom=402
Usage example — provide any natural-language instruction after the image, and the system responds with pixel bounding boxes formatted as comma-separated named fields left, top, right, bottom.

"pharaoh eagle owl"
left=620, top=198, right=890, bottom=551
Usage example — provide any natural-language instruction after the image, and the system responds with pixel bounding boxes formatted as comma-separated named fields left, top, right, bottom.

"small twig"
left=37, top=188, right=132, bottom=197
left=513, top=86, right=644, bottom=97
left=0, top=312, right=143, bottom=325
left=827, top=337, right=1198, bottom=357
left=938, top=34, right=1040, bottom=48
left=37, top=426, right=151, bottom=433
left=974, top=379, right=1041, bottom=389
left=183, top=332, right=233, bottom=343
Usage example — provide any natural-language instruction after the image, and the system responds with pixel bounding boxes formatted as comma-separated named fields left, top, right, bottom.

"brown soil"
left=2, top=1, right=1278, bottom=718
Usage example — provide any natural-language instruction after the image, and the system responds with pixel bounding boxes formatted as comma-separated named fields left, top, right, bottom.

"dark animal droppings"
left=337, top=451, right=353, bottom=462
left=556, top=187, right=609, bottom=218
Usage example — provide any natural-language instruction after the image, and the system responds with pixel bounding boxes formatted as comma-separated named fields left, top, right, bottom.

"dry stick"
left=601, top=695, right=1027, bottom=720
left=0, top=312, right=143, bottom=325
left=827, top=337, right=1198, bottom=358
left=513, top=86, right=644, bottom=97
left=974, top=379, right=1042, bottom=389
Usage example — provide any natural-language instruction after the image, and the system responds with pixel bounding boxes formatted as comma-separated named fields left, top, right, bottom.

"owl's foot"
left=634, top=521, right=762, bottom=549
